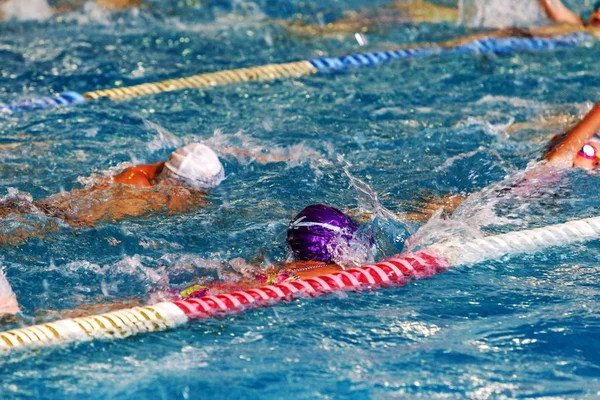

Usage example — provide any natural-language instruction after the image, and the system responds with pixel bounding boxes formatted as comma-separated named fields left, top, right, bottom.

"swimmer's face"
left=589, top=9, right=600, bottom=27
left=573, top=142, right=600, bottom=170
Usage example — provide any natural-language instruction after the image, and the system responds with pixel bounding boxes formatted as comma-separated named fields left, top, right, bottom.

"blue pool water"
left=1, top=0, right=600, bottom=398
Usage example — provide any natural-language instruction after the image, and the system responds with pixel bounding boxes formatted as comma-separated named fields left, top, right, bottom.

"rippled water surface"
left=1, top=0, right=600, bottom=398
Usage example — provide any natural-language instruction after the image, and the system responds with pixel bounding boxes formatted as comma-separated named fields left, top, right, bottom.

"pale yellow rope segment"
left=0, top=302, right=187, bottom=350
left=83, top=60, right=318, bottom=101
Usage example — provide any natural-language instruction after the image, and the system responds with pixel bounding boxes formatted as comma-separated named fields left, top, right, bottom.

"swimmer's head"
left=573, top=134, right=600, bottom=170
left=157, top=143, right=225, bottom=189
left=286, top=204, right=359, bottom=262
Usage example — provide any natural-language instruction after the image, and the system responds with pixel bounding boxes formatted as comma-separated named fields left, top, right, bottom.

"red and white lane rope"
left=0, top=252, right=444, bottom=351
left=2, top=215, right=600, bottom=352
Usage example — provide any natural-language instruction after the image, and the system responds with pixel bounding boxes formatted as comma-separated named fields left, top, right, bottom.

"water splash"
left=203, top=129, right=330, bottom=173
left=433, top=145, right=513, bottom=175
left=458, top=0, right=550, bottom=28
left=0, top=0, right=52, bottom=21
left=144, top=119, right=183, bottom=153
left=341, top=161, right=412, bottom=261
left=59, top=1, right=115, bottom=25
left=404, top=160, right=578, bottom=254
left=76, top=162, right=134, bottom=189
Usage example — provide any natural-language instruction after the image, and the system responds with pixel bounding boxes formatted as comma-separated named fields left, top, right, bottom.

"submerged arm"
left=545, top=102, right=600, bottom=166
left=404, top=193, right=467, bottom=222
left=537, top=0, right=584, bottom=25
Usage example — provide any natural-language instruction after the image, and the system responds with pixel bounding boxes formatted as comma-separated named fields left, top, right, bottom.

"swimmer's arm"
left=545, top=102, right=600, bottom=166
left=537, top=0, right=584, bottom=26
left=404, top=193, right=466, bottom=222
left=96, top=0, right=142, bottom=10
left=52, top=0, right=142, bottom=13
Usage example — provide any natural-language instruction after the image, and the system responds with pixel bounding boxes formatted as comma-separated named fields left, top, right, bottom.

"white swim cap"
left=158, top=143, right=225, bottom=189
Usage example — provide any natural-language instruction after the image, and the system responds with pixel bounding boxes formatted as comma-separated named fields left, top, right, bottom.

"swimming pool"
left=1, top=0, right=600, bottom=398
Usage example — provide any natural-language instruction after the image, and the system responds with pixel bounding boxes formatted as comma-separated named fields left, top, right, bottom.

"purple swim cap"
left=287, top=204, right=359, bottom=262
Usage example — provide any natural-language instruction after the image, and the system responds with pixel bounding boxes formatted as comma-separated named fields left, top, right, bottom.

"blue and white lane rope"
left=0, top=91, right=86, bottom=115
left=0, top=31, right=592, bottom=114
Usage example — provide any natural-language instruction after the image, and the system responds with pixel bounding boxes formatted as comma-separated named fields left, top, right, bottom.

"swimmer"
left=538, top=0, right=600, bottom=28
left=280, top=1, right=458, bottom=37
left=543, top=101, right=600, bottom=170
left=170, top=204, right=366, bottom=301
left=440, top=1, right=600, bottom=50
left=401, top=101, right=600, bottom=223
left=8, top=204, right=369, bottom=318
left=0, top=0, right=141, bottom=21
left=283, top=0, right=600, bottom=47
left=0, top=143, right=224, bottom=229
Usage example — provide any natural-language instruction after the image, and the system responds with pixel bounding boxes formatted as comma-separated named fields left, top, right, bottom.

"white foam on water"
left=0, top=0, right=53, bottom=21
left=458, top=0, right=551, bottom=28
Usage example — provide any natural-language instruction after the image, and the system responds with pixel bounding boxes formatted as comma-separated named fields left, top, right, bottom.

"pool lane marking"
left=82, top=60, right=318, bottom=101
left=3, top=215, right=600, bottom=351
left=1, top=32, right=591, bottom=114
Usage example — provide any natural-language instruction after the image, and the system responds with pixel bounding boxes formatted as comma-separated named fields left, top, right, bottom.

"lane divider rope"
left=0, top=31, right=591, bottom=114
left=2, top=214, right=600, bottom=352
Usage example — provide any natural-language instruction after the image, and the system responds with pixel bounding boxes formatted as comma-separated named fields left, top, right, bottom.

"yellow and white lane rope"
left=83, top=60, right=317, bottom=101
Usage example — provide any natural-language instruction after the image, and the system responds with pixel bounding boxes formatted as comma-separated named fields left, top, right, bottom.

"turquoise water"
left=1, top=1, right=600, bottom=398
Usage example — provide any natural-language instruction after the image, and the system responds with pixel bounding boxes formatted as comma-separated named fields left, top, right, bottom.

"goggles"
left=578, top=144, right=600, bottom=159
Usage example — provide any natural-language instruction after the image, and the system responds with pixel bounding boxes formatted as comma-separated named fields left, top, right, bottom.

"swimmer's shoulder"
left=112, top=162, right=165, bottom=187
